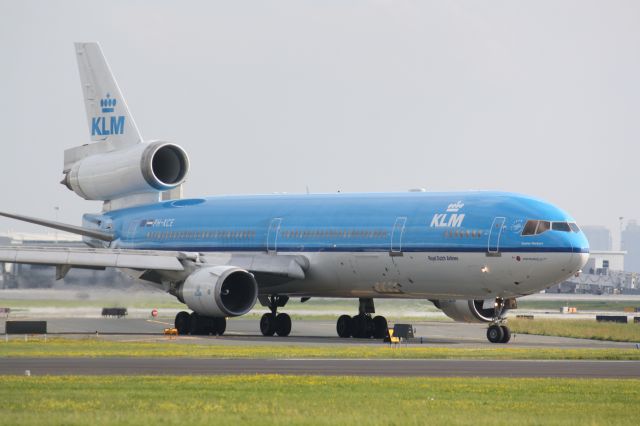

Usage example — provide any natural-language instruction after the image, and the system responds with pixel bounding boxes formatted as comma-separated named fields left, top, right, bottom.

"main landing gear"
left=486, top=297, right=511, bottom=344
left=174, top=311, right=226, bottom=336
left=260, top=295, right=292, bottom=337
left=336, top=298, right=389, bottom=339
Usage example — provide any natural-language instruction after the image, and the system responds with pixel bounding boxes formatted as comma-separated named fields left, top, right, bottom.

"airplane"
left=0, top=42, right=589, bottom=343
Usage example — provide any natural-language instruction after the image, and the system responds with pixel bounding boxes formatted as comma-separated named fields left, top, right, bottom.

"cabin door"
left=488, top=217, right=506, bottom=254
left=391, top=216, right=407, bottom=255
left=267, top=218, right=282, bottom=253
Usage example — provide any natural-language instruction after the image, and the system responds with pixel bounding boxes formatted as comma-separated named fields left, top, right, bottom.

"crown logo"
left=100, top=93, right=117, bottom=113
left=446, top=201, right=464, bottom=212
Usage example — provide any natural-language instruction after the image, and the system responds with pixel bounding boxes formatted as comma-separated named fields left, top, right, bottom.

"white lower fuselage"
left=226, top=250, right=588, bottom=300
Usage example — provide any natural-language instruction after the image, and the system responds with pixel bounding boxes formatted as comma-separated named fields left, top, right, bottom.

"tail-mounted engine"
left=62, top=141, right=189, bottom=201
left=431, top=298, right=517, bottom=323
left=176, top=266, right=258, bottom=317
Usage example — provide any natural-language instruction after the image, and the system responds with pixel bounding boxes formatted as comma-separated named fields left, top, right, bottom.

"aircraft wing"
left=0, top=246, right=185, bottom=271
left=0, top=246, right=308, bottom=283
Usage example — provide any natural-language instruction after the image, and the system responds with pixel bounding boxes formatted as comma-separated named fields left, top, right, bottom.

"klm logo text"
left=430, top=213, right=465, bottom=228
left=91, top=116, right=125, bottom=136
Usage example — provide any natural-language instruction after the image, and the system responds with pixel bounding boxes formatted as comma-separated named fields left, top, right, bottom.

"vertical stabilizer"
left=75, top=42, right=142, bottom=149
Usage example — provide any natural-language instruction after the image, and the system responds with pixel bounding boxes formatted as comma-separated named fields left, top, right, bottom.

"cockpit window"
left=522, top=219, right=581, bottom=235
left=521, top=220, right=550, bottom=235
left=535, top=221, right=551, bottom=234
left=552, top=222, right=571, bottom=232
left=521, top=220, right=538, bottom=236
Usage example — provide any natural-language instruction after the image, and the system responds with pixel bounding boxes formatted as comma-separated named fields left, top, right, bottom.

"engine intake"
left=177, top=266, right=258, bottom=317
left=62, top=141, right=189, bottom=201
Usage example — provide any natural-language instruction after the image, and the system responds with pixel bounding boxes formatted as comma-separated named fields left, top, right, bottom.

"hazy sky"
left=1, top=1, right=638, bottom=245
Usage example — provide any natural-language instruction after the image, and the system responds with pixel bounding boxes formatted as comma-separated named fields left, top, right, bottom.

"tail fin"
left=75, top=42, right=142, bottom=149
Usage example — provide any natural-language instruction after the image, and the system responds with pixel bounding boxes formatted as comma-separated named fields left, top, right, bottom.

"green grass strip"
left=0, top=375, right=638, bottom=425
left=510, top=318, right=640, bottom=342
left=518, top=300, right=640, bottom=312
left=1, top=338, right=640, bottom=360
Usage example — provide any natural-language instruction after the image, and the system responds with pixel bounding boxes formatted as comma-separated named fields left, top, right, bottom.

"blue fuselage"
left=91, top=191, right=589, bottom=255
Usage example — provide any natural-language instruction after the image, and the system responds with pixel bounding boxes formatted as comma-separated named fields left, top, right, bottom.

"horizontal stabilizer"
left=0, top=211, right=114, bottom=242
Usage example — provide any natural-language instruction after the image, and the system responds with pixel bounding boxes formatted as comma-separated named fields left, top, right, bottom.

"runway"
left=2, top=357, right=639, bottom=377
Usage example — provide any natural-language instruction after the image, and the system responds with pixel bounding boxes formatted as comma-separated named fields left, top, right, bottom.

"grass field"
left=517, top=299, right=640, bottom=312
left=0, top=375, right=638, bottom=425
left=2, top=337, right=640, bottom=360
left=510, top=318, right=640, bottom=343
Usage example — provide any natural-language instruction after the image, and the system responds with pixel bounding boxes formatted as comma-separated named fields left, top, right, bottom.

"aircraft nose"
left=575, top=252, right=589, bottom=271
left=571, top=233, right=590, bottom=272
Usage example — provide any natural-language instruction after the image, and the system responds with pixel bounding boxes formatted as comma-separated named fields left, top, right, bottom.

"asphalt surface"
left=3, top=358, right=640, bottom=378
left=1, top=317, right=637, bottom=349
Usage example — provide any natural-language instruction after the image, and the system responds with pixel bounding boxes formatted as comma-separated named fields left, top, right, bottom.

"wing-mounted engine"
left=431, top=298, right=517, bottom=323
left=176, top=266, right=258, bottom=317
left=62, top=141, right=189, bottom=203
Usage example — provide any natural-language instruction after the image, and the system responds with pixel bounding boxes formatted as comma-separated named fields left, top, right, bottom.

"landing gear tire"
left=373, top=316, right=389, bottom=339
left=260, top=313, right=277, bottom=336
left=351, top=315, right=363, bottom=338
left=189, top=312, right=205, bottom=335
left=205, top=317, right=226, bottom=336
left=175, top=311, right=191, bottom=335
left=173, top=311, right=191, bottom=336
left=500, top=325, right=511, bottom=344
left=275, top=313, right=291, bottom=337
left=176, top=312, right=225, bottom=336
left=200, top=316, right=217, bottom=335
left=336, top=298, right=384, bottom=339
left=215, top=317, right=227, bottom=336
left=336, top=314, right=352, bottom=338
left=260, top=295, right=291, bottom=337
left=487, top=324, right=504, bottom=343
left=351, top=315, right=374, bottom=338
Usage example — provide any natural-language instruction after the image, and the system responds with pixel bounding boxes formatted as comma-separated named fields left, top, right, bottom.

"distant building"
left=622, top=220, right=640, bottom=273
left=581, top=225, right=612, bottom=251
left=552, top=250, right=640, bottom=294
left=582, top=250, right=626, bottom=274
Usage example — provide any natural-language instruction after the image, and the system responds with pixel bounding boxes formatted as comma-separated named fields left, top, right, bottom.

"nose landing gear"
left=486, top=297, right=511, bottom=343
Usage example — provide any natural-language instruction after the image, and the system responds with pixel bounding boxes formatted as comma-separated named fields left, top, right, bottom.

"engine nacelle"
left=177, top=266, right=258, bottom=317
left=432, top=299, right=516, bottom=323
left=62, top=141, right=189, bottom=201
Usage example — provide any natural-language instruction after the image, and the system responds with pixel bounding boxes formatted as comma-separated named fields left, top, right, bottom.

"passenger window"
left=552, top=222, right=571, bottom=232
left=522, top=220, right=538, bottom=236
